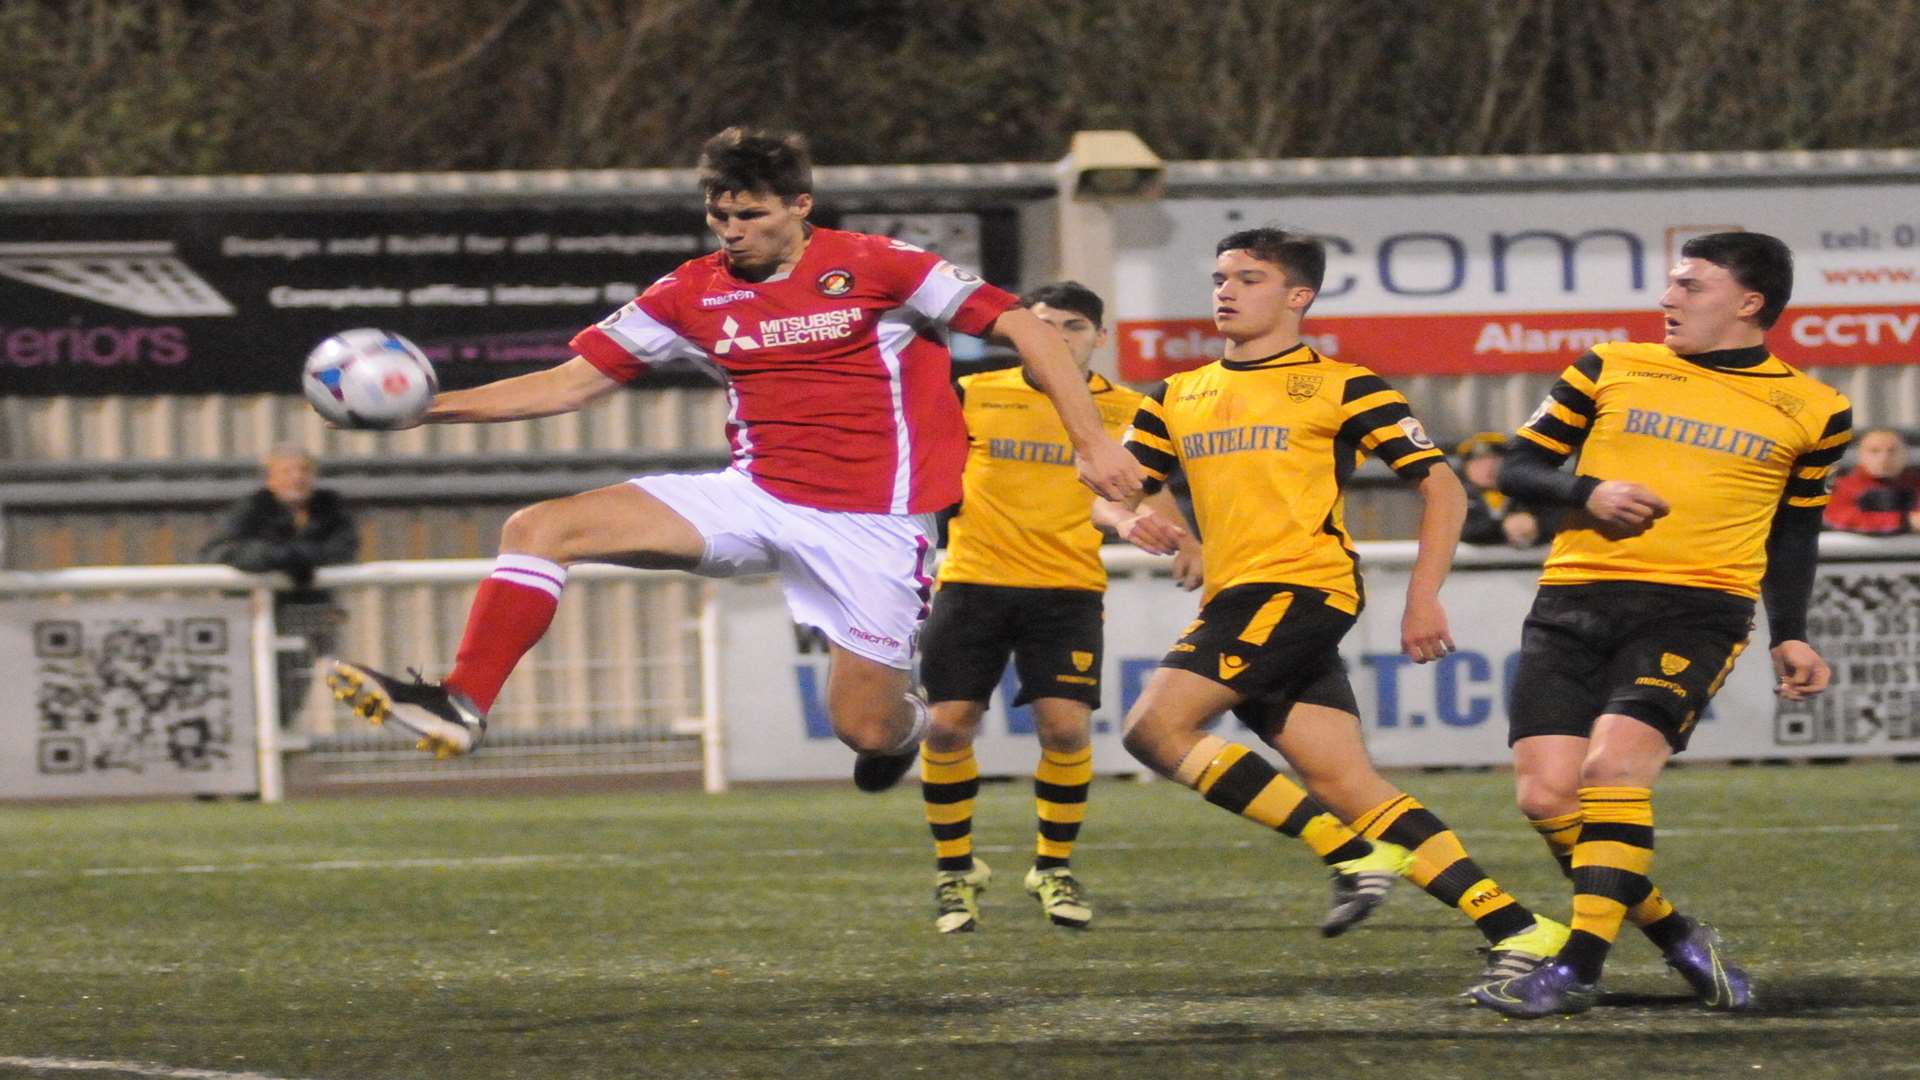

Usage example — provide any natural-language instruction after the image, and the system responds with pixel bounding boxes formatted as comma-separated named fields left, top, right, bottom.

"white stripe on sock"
left=886, top=691, right=930, bottom=754
left=491, top=554, right=566, bottom=598
left=493, top=570, right=564, bottom=599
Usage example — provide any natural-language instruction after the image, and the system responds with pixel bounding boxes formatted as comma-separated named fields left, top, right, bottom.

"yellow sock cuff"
left=1529, top=810, right=1583, bottom=835
left=1172, top=735, right=1230, bottom=789
left=1353, top=793, right=1417, bottom=840
left=1578, top=786, right=1653, bottom=825
left=1194, top=743, right=1251, bottom=795
left=1036, top=748, right=1093, bottom=786
left=920, top=747, right=978, bottom=784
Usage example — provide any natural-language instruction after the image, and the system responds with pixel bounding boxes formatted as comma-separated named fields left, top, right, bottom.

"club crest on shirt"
left=1660, top=652, right=1691, bottom=676
left=1768, top=389, right=1806, bottom=418
left=1071, top=651, right=1094, bottom=673
left=816, top=269, right=854, bottom=297
left=1397, top=417, right=1437, bottom=450
left=1286, top=374, right=1323, bottom=402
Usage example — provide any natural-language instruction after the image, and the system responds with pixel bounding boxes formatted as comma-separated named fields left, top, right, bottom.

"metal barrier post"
left=698, top=581, right=727, bottom=794
left=249, top=583, right=285, bottom=803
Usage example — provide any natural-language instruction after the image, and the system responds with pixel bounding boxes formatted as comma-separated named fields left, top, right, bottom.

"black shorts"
left=918, top=583, right=1104, bottom=708
left=1509, top=582, right=1755, bottom=751
left=1159, top=583, right=1360, bottom=739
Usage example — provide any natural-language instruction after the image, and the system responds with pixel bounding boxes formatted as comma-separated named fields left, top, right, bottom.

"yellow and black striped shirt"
left=1516, top=341, right=1852, bottom=598
left=938, top=369, right=1144, bottom=592
left=1122, top=344, right=1445, bottom=610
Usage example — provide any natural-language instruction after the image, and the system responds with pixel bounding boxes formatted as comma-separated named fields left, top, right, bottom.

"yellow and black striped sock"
left=1355, top=793, right=1535, bottom=944
left=1629, top=887, right=1691, bottom=951
left=1174, top=736, right=1371, bottom=866
left=1033, top=747, right=1092, bottom=870
left=1529, top=811, right=1582, bottom=879
left=921, top=746, right=979, bottom=873
left=1559, top=785, right=1656, bottom=982
left=1533, top=809, right=1689, bottom=950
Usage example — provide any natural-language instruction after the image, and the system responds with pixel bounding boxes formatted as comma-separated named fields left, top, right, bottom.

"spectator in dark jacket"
left=201, top=445, right=359, bottom=726
left=1824, top=427, right=1920, bottom=535
left=201, top=445, right=358, bottom=584
left=1458, top=434, right=1562, bottom=548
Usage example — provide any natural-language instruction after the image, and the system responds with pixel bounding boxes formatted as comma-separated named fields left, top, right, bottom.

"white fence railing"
left=5, top=533, right=1917, bottom=801
left=0, top=560, right=715, bottom=799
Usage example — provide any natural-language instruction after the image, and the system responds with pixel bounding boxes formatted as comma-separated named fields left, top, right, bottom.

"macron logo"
left=713, top=316, right=760, bottom=354
left=700, top=289, right=756, bottom=309
left=846, top=626, right=902, bottom=650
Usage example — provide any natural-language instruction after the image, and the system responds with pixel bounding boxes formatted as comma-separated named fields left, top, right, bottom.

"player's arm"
left=1337, top=372, right=1457, bottom=662
left=1500, top=350, right=1668, bottom=532
left=1765, top=402, right=1852, bottom=699
left=988, top=306, right=1142, bottom=501
left=1404, top=463, right=1465, bottom=662
left=1143, top=487, right=1204, bottom=590
left=1092, top=382, right=1187, bottom=549
left=417, top=356, right=622, bottom=425
left=431, top=282, right=697, bottom=428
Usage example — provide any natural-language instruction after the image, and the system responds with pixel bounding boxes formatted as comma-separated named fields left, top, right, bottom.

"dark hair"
left=1019, top=280, right=1105, bottom=328
left=698, top=127, right=812, bottom=202
left=1215, top=227, right=1327, bottom=294
left=1679, top=231, right=1793, bottom=330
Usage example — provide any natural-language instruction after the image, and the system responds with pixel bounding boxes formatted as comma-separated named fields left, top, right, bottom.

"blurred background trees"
left=4, top=0, right=1917, bottom=176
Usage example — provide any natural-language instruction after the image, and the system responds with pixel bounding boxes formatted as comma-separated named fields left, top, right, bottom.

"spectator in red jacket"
left=1824, top=427, right=1920, bottom=535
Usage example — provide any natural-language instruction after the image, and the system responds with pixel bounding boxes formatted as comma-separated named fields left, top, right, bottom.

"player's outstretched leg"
left=328, top=661, right=487, bottom=757
left=331, top=550, right=563, bottom=755
left=334, top=483, right=704, bottom=757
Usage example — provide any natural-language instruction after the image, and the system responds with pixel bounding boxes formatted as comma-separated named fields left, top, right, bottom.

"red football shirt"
left=571, top=227, right=1016, bottom=514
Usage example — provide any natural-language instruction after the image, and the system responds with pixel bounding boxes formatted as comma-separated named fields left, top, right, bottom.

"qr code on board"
left=33, top=617, right=238, bottom=775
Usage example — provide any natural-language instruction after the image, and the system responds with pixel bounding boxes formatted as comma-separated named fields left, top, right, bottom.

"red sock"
left=445, top=554, right=566, bottom=713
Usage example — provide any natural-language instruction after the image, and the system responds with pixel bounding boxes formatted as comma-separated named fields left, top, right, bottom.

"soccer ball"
left=302, top=329, right=438, bottom=429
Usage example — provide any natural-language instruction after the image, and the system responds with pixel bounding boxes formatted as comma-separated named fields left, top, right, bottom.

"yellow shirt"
left=1123, top=344, right=1445, bottom=610
left=1516, top=341, right=1852, bottom=598
left=937, top=368, right=1144, bottom=592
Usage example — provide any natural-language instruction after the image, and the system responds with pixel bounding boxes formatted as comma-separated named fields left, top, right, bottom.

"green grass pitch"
left=1, top=762, right=1915, bottom=1079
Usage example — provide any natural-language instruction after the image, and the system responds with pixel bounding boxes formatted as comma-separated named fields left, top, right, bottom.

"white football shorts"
left=632, top=469, right=937, bottom=669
